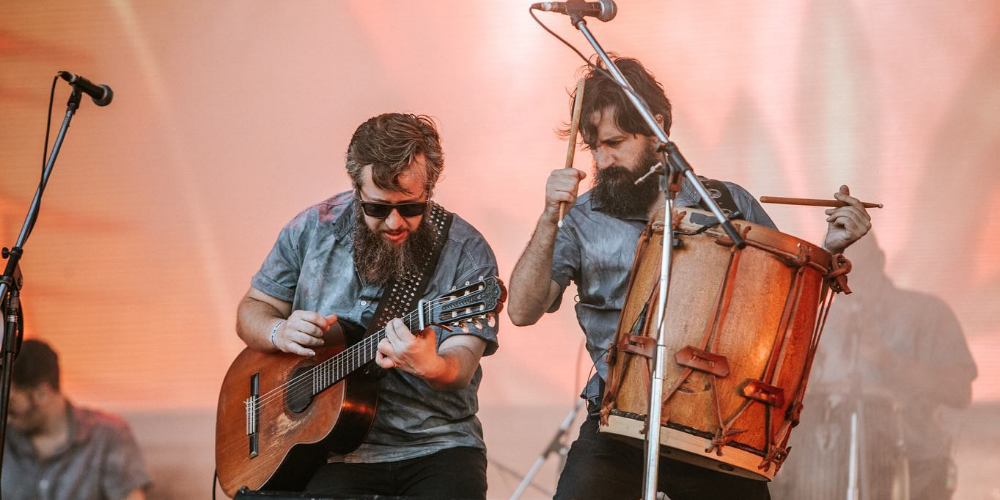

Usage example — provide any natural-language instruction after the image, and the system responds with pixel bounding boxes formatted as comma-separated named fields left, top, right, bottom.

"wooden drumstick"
left=558, top=78, right=587, bottom=228
left=759, top=196, right=883, bottom=209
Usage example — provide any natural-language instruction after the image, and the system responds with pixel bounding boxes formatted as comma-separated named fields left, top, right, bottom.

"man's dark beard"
left=352, top=203, right=437, bottom=286
left=591, top=147, right=661, bottom=219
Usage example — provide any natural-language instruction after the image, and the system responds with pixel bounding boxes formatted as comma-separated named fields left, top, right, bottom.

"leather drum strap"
left=697, top=177, right=742, bottom=219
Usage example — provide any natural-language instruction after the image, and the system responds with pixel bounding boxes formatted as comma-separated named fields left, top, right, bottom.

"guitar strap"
left=363, top=202, right=454, bottom=340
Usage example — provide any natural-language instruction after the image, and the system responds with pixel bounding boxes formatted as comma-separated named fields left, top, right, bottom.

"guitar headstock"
left=426, top=276, right=506, bottom=332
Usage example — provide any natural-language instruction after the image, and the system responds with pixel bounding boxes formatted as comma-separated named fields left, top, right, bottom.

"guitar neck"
left=310, top=305, right=427, bottom=395
left=307, top=276, right=501, bottom=397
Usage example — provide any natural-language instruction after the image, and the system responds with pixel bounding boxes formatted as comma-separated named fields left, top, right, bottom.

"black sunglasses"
left=357, top=199, right=428, bottom=218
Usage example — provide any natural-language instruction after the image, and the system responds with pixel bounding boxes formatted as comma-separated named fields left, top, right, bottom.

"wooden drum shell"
left=600, top=209, right=833, bottom=481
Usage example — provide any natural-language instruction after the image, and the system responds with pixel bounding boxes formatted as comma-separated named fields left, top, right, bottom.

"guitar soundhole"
left=286, top=365, right=314, bottom=413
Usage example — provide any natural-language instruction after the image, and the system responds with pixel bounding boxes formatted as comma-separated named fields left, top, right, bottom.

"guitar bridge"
left=246, top=373, right=259, bottom=458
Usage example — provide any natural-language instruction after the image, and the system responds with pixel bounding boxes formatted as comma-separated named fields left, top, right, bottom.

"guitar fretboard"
left=307, top=305, right=428, bottom=396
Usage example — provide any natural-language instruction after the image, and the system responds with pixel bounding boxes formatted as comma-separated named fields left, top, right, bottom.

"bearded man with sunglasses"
left=236, top=113, right=499, bottom=499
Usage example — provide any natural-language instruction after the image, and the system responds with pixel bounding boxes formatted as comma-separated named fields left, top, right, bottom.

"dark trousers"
left=305, top=446, right=487, bottom=499
left=554, top=415, right=771, bottom=500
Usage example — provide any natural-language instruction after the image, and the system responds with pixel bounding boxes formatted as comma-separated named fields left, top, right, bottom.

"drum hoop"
left=656, top=208, right=833, bottom=270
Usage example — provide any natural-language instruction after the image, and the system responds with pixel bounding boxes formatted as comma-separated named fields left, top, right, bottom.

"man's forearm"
left=423, top=344, right=480, bottom=391
left=236, top=296, right=286, bottom=352
left=508, top=216, right=560, bottom=326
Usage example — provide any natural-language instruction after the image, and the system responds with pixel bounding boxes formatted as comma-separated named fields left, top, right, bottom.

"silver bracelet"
left=270, top=320, right=286, bottom=349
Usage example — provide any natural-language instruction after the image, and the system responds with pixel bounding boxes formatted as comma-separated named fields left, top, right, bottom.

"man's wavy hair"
left=345, top=113, right=445, bottom=197
left=13, top=339, right=60, bottom=391
left=561, top=56, right=673, bottom=148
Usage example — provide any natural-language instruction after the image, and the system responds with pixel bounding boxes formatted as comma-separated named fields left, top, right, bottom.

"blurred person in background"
left=773, top=232, right=977, bottom=499
left=2, top=339, right=151, bottom=500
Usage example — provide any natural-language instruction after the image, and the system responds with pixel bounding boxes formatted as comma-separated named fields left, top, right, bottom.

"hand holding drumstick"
left=557, top=78, right=587, bottom=227
left=761, top=185, right=876, bottom=254
left=759, top=196, right=882, bottom=209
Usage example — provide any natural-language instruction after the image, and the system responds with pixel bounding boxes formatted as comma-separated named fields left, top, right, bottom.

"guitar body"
left=215, top=321, right=378, bottom=497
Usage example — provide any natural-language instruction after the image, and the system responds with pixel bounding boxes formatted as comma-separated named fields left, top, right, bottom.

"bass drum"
left=770, top=387, right=910, bottom=499
left=599, top=208, right=850, bottom=481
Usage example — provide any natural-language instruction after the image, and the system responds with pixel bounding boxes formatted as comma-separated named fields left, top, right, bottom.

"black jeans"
left=305, top=446, right=487, bottom=499
left=554, top=415, right=771, bottom=500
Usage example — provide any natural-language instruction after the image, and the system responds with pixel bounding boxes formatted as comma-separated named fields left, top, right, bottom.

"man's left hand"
left=375, top=318, right=444, bottom=379
left=823, top=184, right=872, bottom=254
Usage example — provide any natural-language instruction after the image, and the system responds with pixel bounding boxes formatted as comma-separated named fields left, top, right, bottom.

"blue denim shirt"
left=251, top=191, right=499, bottom=463
left=550, top=178, right=776, bottom=404
left=1, top=402, right=151, bottom=500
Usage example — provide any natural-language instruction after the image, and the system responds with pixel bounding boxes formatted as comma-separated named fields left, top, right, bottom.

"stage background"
left=2, top=1, right=998, bottom=498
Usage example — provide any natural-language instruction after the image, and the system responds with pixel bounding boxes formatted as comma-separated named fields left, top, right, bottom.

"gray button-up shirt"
left=550, top=178, right=776, bottom=404
left=251, top=192, right=499, bottom=463
left=2, top=402, right=151, bottom=500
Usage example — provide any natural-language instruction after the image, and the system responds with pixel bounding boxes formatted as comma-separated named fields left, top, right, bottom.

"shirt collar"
left=332, top=199, right=356, bottom=240
left=65, top=400, right=92, bottom=446
left=7, top=400, right=89, bottom=462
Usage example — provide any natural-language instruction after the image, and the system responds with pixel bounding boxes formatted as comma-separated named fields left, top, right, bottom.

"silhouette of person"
left=774, top=232, right=977, bottom=499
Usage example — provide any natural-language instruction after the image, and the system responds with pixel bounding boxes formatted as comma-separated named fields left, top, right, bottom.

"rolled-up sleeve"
left=436, top=233, right=501, bottom=356
left=549, top=220, right=581, bottom=313
left=251, top=212, right=311, bottom=302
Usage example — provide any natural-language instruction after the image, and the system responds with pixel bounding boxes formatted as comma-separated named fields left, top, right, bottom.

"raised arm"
left=508, top=168, right=585, bottom=326
left=823, top=185, right=872, bottom=254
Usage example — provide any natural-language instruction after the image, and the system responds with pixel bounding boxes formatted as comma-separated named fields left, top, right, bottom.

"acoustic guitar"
left=215, top=276, right=506, bottom=497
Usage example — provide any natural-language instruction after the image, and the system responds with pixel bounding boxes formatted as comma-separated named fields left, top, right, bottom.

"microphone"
left=58, top=71, right=114, bottom=107
left=531, top=0, right=617, bottom=22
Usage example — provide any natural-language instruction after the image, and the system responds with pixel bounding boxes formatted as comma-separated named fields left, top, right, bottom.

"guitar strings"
left=251, top=309, right=419, bottom=412
left=260, top=283, right=494, bottom=409
left=215, top=301, right=443, bottom=459
left=250, top=300, right=435, bottom=411
left=263, top=298, right=492, bottom=413
left=251, top=291, right=488, bottom=412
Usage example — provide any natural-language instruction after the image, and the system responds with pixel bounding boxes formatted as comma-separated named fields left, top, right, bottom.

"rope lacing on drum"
left=759, top=445, right=791, bottom=472
left=705, top=414, right=748, bottom=456
left=824, top=253, right=852, bottom=294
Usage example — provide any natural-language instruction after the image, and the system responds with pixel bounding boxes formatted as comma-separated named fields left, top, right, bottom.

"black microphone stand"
left=0, top=86, right=84, bottom=484
left=564, top=12, right=746, bottom=500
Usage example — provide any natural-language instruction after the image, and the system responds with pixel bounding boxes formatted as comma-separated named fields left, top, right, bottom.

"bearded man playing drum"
left=507, top=56, right=872, bottom=500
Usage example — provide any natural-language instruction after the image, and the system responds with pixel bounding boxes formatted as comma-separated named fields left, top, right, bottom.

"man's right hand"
left=273, top=311, right=338, bottom=357
left=543, top=168, right=587, bottom=223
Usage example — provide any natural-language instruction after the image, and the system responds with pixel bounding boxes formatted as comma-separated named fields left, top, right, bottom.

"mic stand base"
left=509, top=400, right=584, bottom=500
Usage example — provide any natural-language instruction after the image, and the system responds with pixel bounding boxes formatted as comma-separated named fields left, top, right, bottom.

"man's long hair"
left=561, top=56, right=673, bottom=147
left=345, top=113, right=445, bottom=196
